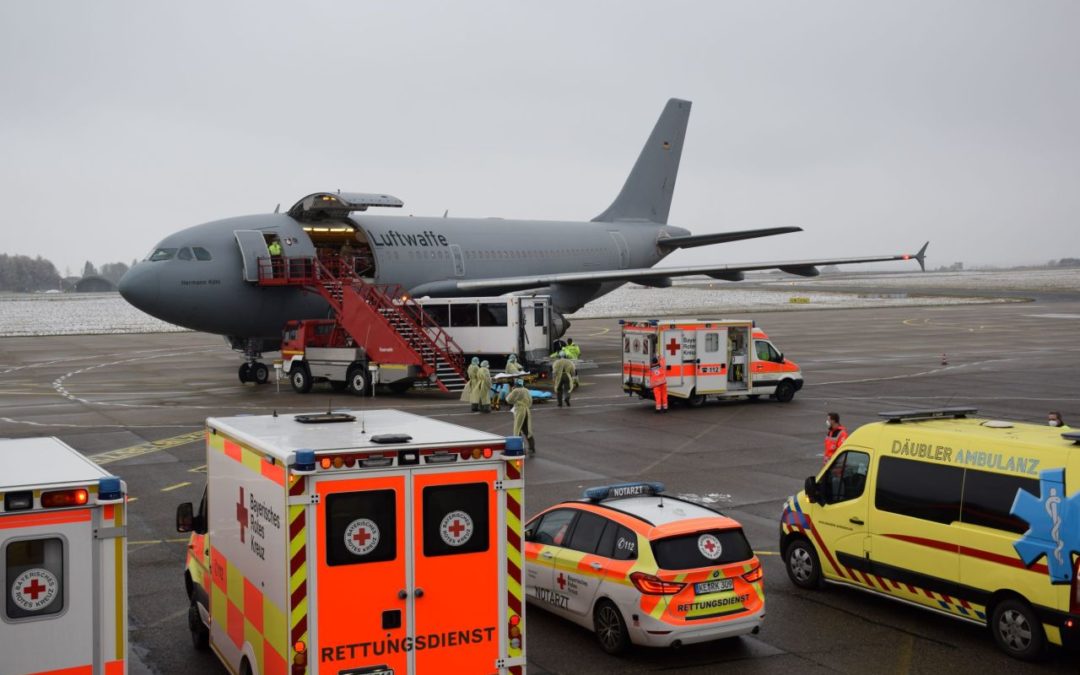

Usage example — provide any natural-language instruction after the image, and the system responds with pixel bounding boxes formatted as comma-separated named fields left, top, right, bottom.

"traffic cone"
left=941, top=353, right=948, bottom=366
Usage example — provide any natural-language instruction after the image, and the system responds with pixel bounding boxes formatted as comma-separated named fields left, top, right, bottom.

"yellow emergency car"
left=779, top=408, right=1080, bottom=660
left=525, top=482, right=765, bottom=654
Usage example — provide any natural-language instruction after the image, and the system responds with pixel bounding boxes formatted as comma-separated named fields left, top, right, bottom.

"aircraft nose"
left=118, top=263, right=161, bottom=315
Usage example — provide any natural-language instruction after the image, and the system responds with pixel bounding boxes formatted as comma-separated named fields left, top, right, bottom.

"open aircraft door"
left=313, top=464, right=504, bottom=674
left=234, top=230, right=271, bottom=282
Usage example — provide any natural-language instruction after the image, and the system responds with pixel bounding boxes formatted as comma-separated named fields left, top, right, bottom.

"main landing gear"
left=237, top=338, right=270, bottom=384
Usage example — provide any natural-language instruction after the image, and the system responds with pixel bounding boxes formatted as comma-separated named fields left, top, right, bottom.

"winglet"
left=914, top=241, right=929, bottom=272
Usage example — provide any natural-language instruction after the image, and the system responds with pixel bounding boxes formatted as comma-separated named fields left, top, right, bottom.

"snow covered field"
left=0, top=293, right=188, bottom=337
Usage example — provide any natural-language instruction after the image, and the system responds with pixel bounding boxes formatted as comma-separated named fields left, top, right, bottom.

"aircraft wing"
left=657, top=226, right=802, bottom=250
left=408, top=242, right=928, bottom=297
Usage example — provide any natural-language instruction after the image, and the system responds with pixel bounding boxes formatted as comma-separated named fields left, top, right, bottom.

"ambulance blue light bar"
left=292, top=449, right=317, bottom=474
left=97, top=477, right=124, bottom=502
left=504, top=436, right=525, bottom=457
left=584, top=482, right=665, bottom=502
left=879, top=407, right=978, bottom=423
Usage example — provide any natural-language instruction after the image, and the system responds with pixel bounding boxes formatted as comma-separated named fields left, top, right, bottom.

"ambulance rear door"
left=2, top=505, right=97, bottom=675
left=696, top=327, right=728, bottom=394
left=659, top=328, right=687, bottom=390
left=313, top=462, right=505, bottom=674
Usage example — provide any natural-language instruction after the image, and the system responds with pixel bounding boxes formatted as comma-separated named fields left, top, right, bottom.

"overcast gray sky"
left=2, top=0, right=1078, bottom=276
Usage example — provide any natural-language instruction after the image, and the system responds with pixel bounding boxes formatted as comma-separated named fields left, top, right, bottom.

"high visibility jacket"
left=564, top=343, right=581, bottom=359
left=268, top=240, right=283, bottom=255
left=824, top=425, right=848, bottom=461
left=650, top=363, right=667, bottom=388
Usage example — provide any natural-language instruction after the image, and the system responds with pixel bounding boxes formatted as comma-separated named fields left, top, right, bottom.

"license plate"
left=694, top=578, right=734, bottom=595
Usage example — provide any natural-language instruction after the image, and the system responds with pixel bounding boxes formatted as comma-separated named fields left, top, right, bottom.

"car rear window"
left=651, top=528, right=753, bottom=570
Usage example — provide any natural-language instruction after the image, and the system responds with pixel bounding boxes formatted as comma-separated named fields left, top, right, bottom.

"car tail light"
left=742, top=565, right=763, bottom=583
left=41, top=489, right=89, bottom=508
left=630, top=572, right=685, bottom=595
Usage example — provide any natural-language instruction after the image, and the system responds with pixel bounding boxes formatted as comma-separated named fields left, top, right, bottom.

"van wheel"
left=991, top=598, right=1045, bottom=660
left=784, top=538, right=822, bottom=589
left=188, top=599, right=209, bottom=651
left=290, top=365, right=313, bottom=394
left=774, top=380, right=796, bottom=403
left=238, top=363, right=251, bottom=383
left=686, top=393, right=706, bottom=408
left=347, top=367, right=368, bottom=396
left=594, top=599, right=631, bottom=655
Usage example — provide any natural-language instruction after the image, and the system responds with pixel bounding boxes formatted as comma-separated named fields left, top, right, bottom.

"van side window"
left=532, top=509, right=576, bottom=547
left=422, top=483, right=489, bottom=557
left=5, top=538, right=64, bottom=620
left=875, top=456, right=963, bottom=525
left=479, top=303, right=509, bottom=327
left=823, top=451, right=870, bottom=504
left=960, top=469, right=1039, bottom=534
left=325, top=490, right=397, bottom=566
left=450, top=303, right=478, bottom=327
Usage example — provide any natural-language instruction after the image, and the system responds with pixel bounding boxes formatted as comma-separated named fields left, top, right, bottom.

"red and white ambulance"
left=177, top=408, right=527, bottom=675
left=0, top=437, right=128, bottom=675
left=622, top=319, right=803, bottom=406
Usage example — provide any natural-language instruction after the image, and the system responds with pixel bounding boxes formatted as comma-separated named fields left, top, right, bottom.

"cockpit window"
left=177, top=247, right=194, bottom=261
left=193, top=247, right=212, bottom=261
left=148, top=248, right=177, bottom=261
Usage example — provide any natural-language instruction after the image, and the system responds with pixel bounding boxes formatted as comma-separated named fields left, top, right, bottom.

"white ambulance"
left=177, top=409, right=527, bottom=675
left=0, top=437, right=128, bottom=675
left=621, top=319, right=804, bottom=406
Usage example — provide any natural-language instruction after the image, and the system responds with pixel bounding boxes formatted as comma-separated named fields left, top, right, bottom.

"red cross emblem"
left=236, top=487, right=249, bottom=544
left=703, top=539, right=716, bottom=553
left=448, top=519, right=466, bottom=538
left=22, top=579, right=47, bottom=600
left=557, top=573, right=566, bottom=590
left=666, top=337, right=681, bottom=356
left=440, top=510, right=474, bottom=547
left=698, top=534, right=722, bottom=559
left=353, top=527, right=371, bottom=546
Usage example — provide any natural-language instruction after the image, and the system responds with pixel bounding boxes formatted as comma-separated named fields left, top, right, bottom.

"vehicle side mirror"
left=778, top=353, right=785, bottom=363
left=524, top=527, right=536, bottom=542
left=803, top=476, right=818, bottom=503
left=176, top=502, right=195, bottom=533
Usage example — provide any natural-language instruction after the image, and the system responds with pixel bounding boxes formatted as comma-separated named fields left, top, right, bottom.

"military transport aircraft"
left=120, top=98, right=927, bottom=383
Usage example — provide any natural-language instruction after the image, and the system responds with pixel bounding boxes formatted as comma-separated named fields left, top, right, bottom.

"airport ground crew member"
left=267, top=236, right=284, bottom=277
left=478, top=360, right=493, bottom=413
left=553, top=351, right=576, bottom=407
left=466, top=356, right=480, bottom=411
left=506, top=378, right=536, bottom=455
left=650, top=356, right=668, bottom=413
left=563, top=338, right=581, bottom=360
left=824, top=412, right=848, bottom=462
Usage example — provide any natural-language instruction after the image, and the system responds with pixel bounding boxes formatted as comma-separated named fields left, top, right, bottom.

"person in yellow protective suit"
left=506, top=378, right=536, bottom=455
left=496, top=354, right=523, bottom=409
left=465, top=356, right=480, bottom=411
left=553, top=351, right=576, bottom=407
left=563, top=338, right=581, bottom=360
left=478, top=360, right=493, bottom=413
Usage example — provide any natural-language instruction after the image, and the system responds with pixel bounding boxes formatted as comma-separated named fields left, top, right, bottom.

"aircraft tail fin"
left=593, top=98, right=691, bottom=224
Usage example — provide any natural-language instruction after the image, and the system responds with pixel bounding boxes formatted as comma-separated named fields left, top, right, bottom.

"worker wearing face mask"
left=1048, top=411, right=1070, bottom=429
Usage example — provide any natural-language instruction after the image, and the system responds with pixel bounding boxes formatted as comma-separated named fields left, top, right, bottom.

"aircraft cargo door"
left=450, top=244, right=466, bottom=277
left=234, top=230, right=271, bottom=282
left=315, top=474, right=409, bottom=675
left=413, top=467, right=502, bottom=673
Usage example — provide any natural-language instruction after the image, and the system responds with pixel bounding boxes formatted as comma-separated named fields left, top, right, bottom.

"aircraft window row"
left=146, top=247, right=213, bottom=262
left=875, top=455, right=1038, bottom=533
left=465, top=247, right=605, bottom=261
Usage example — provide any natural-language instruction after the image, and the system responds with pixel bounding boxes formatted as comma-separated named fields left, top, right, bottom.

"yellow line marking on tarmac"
left=188, top=464, right=207, bottom=474
left=87, top=430, right=204, bottom=466
left=756, top=551, right=779, bottom=556
left=160, top=481, right=192, bottom=492
left=585, top=327, right=611, bottom=337
left=127, top=497, right=139, bottom=503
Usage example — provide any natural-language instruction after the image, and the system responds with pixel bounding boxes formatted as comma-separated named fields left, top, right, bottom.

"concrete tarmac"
left=2, top=296, right=1079, bottom=674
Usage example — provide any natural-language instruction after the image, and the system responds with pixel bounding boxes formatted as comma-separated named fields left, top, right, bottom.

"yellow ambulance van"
left=779, top=408, right=1079, bottom=660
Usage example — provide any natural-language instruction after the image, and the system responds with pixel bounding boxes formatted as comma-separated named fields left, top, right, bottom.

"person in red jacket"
left=650, top=357, right=669, bottom=413
left=824, top=412, right=848, bottom=462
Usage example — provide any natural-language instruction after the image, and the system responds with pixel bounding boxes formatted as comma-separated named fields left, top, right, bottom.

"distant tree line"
left=1049, top=258, right=1080, bottom=268
left=0, top=254, right=136, bottom=292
